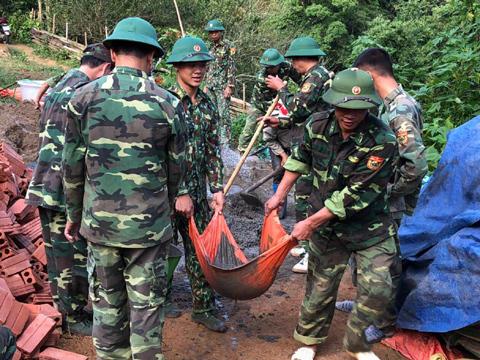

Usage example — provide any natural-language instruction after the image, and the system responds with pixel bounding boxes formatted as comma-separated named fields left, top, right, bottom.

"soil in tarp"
left=0, top=102, right=40, bottom=163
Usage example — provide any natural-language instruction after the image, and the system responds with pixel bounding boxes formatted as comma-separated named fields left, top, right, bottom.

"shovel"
left=240, top=166, right=284, bottom=207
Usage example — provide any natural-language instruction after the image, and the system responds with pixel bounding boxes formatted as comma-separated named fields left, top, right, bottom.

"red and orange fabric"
left=189, top=210, right=296, bottom=300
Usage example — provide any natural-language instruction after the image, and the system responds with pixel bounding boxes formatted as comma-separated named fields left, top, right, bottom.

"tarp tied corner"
left=189, top=210, right=296, bottom=300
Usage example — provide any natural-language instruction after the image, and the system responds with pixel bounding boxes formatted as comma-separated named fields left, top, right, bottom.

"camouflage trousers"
left=237, top=108, right=262, bottom=153
left=294, top=233, right=396, bottom=353
left=295, top=173, right=313, bottom=250
left=349, top=218, right=402, bottom=330
left=167, top=199, right=215, bottom=313
left=38, top=207, right=88, bottom=320
left=0, top=326, right=16, bottom=360
left=206, top=87, right=231, bottom=142
left=88, top=241, right=169, bottom=360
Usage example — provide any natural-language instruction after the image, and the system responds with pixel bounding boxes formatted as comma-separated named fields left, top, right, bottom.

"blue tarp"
left=396, top=116, right=480, bottom=333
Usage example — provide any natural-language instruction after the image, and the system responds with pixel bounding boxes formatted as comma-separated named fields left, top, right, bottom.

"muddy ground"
left=1, top=100, right=407, bottom=360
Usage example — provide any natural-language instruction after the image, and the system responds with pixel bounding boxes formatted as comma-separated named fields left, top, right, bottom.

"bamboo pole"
left=84, top=32, right=87, bottom=46
left=173, top=0, right=185, bottom=37
left=37, top=0, right=42, bottom=22
left=105, top=26, right=108, bottom=39
left=65, top=22, right=68, bottom=41
left=242, top=83, right=246, bottom=110
left=52, top=14, right=55, bottom=34
left=224, top=86, right=284, bottom=195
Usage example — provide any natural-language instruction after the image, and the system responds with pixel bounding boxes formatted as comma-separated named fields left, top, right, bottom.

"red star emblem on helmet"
left=352, top=86, right=361, bottom=95
left=194, top=45, right=201, bottom=52
left=265, top=57, right=269, bottom=62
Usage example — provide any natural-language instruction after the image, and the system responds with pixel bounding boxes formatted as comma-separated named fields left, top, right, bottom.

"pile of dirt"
left=0, top=102, right=40, bottom=163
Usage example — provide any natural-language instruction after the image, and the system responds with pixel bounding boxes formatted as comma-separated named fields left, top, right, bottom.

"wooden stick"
left=52, top=14, right=55, bottom=34
left=105, top=26, right=108, bottom=39
left=242, top=83, right=246, bottom=110
left=173, top=0, right=185, bottom=37
left=224, top=87, right=284, bottom=195
left=84, top=32, right=87, bottom=46
left=65, top=22, right=68, bottom=41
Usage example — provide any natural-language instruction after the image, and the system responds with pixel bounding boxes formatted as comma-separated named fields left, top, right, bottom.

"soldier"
left=62, top=17, right=186, bottom=360
left=25, top=43, right=113, bottom=335
left=33, top=68, right=77, bottom=109
left=237, top=48, right=301, bottom=153
left=164, top=36, right=227, bottom=333
left=263, top=37, right=331, bottom=273
left=265, top=69, right=397, bottom=360
left=0, top=326, right=16, bottom=360
left=204, top=19, right=236, bottom=143
left=335, top=48, right=427, bottom=342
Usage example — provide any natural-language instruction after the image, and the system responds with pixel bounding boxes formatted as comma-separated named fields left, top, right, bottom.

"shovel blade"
left=240, top=192, right=264, bottom=207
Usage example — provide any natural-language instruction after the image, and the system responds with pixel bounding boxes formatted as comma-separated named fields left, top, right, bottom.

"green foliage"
left=33, top=44, right=77, bottom=67
left=0, top=0, right=36, bottom=14
left=230, top=114, right=248, bottom=146
left=7, top=12, right=40, bottom=43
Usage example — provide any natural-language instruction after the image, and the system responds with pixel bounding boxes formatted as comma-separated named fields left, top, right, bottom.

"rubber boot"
left=191, top=311, right=228, bottom=333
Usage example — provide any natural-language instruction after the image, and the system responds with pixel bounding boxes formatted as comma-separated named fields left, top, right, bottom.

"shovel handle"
left=244, top=166, right=284, bottom=193
left=224, top=84, right=285, bottom=195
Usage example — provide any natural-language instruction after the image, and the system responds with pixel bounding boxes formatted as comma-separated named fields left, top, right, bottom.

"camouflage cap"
left=205, top=19, right=225, bottom=31
left=284, top=37, right=326, bottom=58
left=260, top=49, right=284, bottom=67
left=322, top=68, right=382, bottom=109
left=166, top=36, right=214, bottom=64
left=82, top=43, right=112, bottom=63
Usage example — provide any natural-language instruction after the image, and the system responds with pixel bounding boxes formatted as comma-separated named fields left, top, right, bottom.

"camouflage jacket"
left=45, top=68, right=77, bottom=88
left=277, top=63, right=331, bottom=141
left=25, top=69, right=90, bottom=211
left=205, top=38, right=236, bottom=89
left=284, top=110, right=397, bottom=250
left=380, top=85, right=427, bottom=216
left=170, top=83, right=224, bottom=203
left=251, top=61, right=301, bottom=114
left=62, top=67, right=187, bottom=248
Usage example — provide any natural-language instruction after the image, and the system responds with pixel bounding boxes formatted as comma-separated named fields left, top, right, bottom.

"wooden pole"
left=105, top=26, right=108, bottom=39
left=37, top=0, right=42, bottom=22
left=65, top=22, right=68, bottom=41
left=224, top=86, right=284, bottom=195
left=84, top=32, right=87, bottom=46
left=242, top=83, right=246, bottom=110
left=52, top=14, right=56, bottom=34
left=173, top=0, right=185, bottom=37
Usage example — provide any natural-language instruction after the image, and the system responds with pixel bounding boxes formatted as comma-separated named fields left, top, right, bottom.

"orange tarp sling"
left=189, top=210, right=296, bottom=300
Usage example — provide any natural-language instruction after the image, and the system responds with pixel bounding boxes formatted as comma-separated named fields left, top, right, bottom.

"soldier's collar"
left=113, top=66, right=148, bottom=79
left=383, top=84, right=404, bottom=107
left=171, top=82, right=206, bottom=103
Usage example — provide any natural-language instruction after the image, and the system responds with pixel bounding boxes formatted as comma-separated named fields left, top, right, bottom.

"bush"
left=7, top=12, right=40, bottom=43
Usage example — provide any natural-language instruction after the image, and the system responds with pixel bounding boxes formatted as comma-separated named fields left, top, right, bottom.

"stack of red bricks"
left=0, top=143, right=88, bottom=360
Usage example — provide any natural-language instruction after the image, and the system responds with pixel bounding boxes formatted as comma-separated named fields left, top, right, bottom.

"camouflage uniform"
left=25, top=69, right=90, bottom=322
left=0, top=326, right=16, bottom=360
left=284, top=110, right=398, bottom=353
left=63, top=66, right=186, bottom=360
left=278, top=63, right=331, bottom=224
left=45, top=68, right=77, bottom=88
left=375, top=85, right=427, bottom=331
left=237, top=61, right=301, bottom=153
left=167, top=82, right=224, bottom=313
left=205, top=38, right=236, bottom=141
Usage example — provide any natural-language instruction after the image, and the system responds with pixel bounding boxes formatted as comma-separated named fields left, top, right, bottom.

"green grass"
left=0, top=47, right=65, bottom=89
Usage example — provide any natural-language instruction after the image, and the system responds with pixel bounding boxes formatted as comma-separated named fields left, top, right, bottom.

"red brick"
left=32, top=244, right=46, bottom=266
left=31, top=293, right=54, bottom=305
left=0, top=245, right=16, bottom=261
left=0, top=287, right=15, bottom=324
left=4, top=300, right=31, bottom=337
left=43, top=328, right=61, bottom=347
left=12, top=349, right=21, bottom=360
left=16, top=313, right=56, bottom=357
left=39, top=347, right=89, bottom=360
left=5, top=274, right=36, bottom=299
left=20, top=268, right=44, bottom=291
left=23, top=304, right=62, bottom=327
left=1, top=253, right=31, bottom=276
left=11, top=234, right=37, bottom=254
left=33, top=238, right=44, bottom=248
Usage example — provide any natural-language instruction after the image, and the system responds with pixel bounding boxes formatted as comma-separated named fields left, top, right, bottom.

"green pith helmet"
left=205, top=19, right=225, bottom=31
left=166, top=36, right=214, bottom=64
left=322, top=68, right=382, bottom=109
left=260, top=49, right=284, bottom=66
left=103, top=17, right=164, bottom=58
left=284, top=37, right=326, bottom=58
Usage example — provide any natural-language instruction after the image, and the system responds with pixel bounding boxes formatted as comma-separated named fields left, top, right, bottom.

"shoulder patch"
left=397, top=130, right=409, bottom=146
left=301, top=83, right=312, bottom=93
left=230, top=47, right=236, bottom=55
left=366, top=155, right=384, bottom=171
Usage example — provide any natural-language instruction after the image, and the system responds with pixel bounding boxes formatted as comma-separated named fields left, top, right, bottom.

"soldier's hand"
left=280, top=152, right=288, bottom=166
left=33, top=98, right=41, bottom=109
left=210, top=191, right=225, bottom=214
left=65, top=221, right=81, bottom=243
left=266, top=75, right=285, bottom=91
left=291, top=219, right=315, bottom=242
left=224, top=86, right=232, bottom=98
left=259, top=116, right=280, bottom=128
left=203, top=86, right=208, bottom=94
left=265, top=194, right=284, bottom=216
left=175, top=194, right=194, bottom=219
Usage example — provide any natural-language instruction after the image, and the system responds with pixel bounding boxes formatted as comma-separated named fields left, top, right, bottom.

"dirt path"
left=0, top=43, right=68, bottom=69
